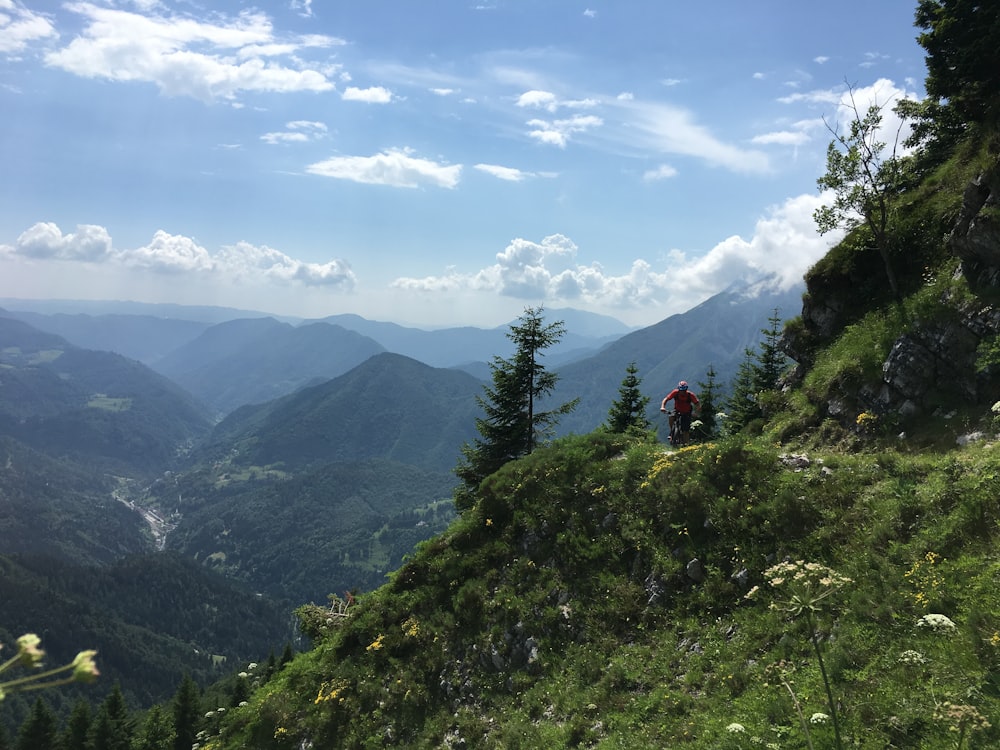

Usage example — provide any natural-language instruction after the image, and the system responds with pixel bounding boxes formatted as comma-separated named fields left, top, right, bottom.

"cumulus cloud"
left=390, top=193, right=839, bottom=315
left=1, top=222, right=356, bottom=290
left=125, top=230, right=215, bottom=272
left=307, top=148, right=462, bottom=188
left=43, top=4, right=340, bottom=102
left=342, top=85, right=393, bottom=103
left=3, top=222, right=112, bottom=261
left=0, top=1, right=58, bottom=54
left=218, top=241, right=355, bottom=288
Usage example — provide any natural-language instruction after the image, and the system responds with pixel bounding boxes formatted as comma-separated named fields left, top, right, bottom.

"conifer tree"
left=605, top=361, right=650, bottom=433
left=133, top=705, right=176, bottom=750
left=695, top=364, right=720, bottom=439
left=753, top=308, right=789, bottom=393
left=14, top=698, right=58, bottom=750
left=171, top=674, right=201, bottom=750
left=725, top=348, right=761, bottom=433
left=89, top=683, right=134, bottom=750
left=455, top=307, right=578, bottom=507
left=61, top=699, right=92, bottom=750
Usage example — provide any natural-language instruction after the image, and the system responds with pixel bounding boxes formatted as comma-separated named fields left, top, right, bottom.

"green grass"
left=193, top=430, right=999, bottom=749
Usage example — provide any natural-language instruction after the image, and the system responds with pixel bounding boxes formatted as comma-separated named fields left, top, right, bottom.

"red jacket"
left=664, top=388, right=699, bottom=414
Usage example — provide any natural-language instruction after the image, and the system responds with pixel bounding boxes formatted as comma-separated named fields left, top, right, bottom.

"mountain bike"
left=668, top=410, right=683, bottom=447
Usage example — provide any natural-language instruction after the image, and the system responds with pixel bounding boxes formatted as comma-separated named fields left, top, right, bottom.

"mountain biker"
left=660, top=380, right=700, bottom=446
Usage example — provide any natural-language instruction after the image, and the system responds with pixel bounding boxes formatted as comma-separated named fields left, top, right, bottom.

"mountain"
left=200, top=352, right=483, bottom=472
left=0, top=308, right=209, bottom=365
left=137, top=353, right=484, bottom=604
left=0, top=315, right=211, bottom=473
left=550, top=278, right=805, bottom=434
left=151, top=318, right=386, bottom=416
left=316, top=311, right=623, bottom=369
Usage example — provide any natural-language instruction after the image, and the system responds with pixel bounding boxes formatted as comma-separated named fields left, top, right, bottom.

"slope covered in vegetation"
left=206, top=431, right=999, bottom=748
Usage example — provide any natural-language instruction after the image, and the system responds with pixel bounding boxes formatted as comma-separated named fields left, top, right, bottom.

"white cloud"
left=751, top=130, right=810, bottom=146
left=43, top=4, right=338, bottom=102
left=474, top=164, right=532, bottom=182
left=261, top=120, right=326, bottom=144
left=1, top=222, right=356, bottom=290
left=342, top=85, right=393, bottom=103
left=430, top=87, right=455, bottom=96
left=124, top=230, right=215, bottom=272
left=4, top=222, right=112, bottom=261
left=614, top=99, right=770, bottom=173
left=290, top=0, right=313, bottom=18
left=218, top=241, right=355, bottom=289
left=527, top=113, right=603, bottom=148
left=643, top=164, right=678, bottom=181
left=0, top=1, right=57, bottom=54
left=814, top=55, right=829, bottom=64
left=390, top=194, right=839, bottom=315
left=516, top=89, right=558, bottom=111
left=583, top=9, right=596, bottom=18
left=306, top=148, right=462, bottom=188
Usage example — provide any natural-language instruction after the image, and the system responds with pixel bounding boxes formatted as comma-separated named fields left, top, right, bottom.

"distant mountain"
left=0, top=298, right=291, bottom=324
left=0, top=316, right=212, bottom=473
left=151, top=318, right=386, bottom=416
left=145, top=353, right=484, bottom=603
left=202, top=352, right=482, bottom=472
left=549, top=279, right=806, bottom=434
left=0, top=308, right=209, bottom=365
left=315, top=309, right=625, bottom=369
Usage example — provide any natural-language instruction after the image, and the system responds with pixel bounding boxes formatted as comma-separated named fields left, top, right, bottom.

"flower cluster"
left=897, top=649, right=927, bottom=666
left=916, top=613, right=957, bottom=635
left=314, top=680, right=347, bottom=705
left=746, top=560, right=852, bottom=617
left=402, top=617, right=420, bottom=639
left=366, top=634, right=385, bottom=652
left=904, top=551, right=944, bottom=609
left=934, top=702, right=991, bottom=734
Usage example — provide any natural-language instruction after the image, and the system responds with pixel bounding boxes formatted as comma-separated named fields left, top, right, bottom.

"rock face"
left=785, top=161, right=1000, bottom=422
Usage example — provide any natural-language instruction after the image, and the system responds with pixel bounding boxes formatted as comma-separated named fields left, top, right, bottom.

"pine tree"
left=89, top=683, right=135, bottom=750
left=171, top=674, right=201, bottom=750
left=695, top=364, right=720, bottom=439
left=753, top=308, right=789, bottom=393
left=61, top=699, right=92, bottom=750
left=605, top=361, right=651, bottom=433
left=14, top=698, right=58, bottom=750
left=133, top=705, right=176, bottom=750
left=725, top=348, right=761, bottom=433
left=455, top=307, right=578, bottom=507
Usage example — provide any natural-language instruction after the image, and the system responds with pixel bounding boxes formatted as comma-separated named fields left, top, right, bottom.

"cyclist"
left=660, top=380, right=700, bottom=446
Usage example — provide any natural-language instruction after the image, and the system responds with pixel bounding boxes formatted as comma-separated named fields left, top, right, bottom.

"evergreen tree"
left=455, top=307, right=578, bottom=507
left=725, top=348, right=761, bottom=433
left=14, top=698, right=58, bottom=750
left=171, top=675, right=201, bottom=750
left=695, top=364, right=720, bottom=439
left=0, top=721, right=9, bottom=750
left=61, top=699, right=92, bottom=750
left=753, top=308, right=789, bottom=393
left=90, top=683, right=135, bottom=750
left=605, top=361, right=650, bottom=433
left=132, top=705, right=175, bottom=750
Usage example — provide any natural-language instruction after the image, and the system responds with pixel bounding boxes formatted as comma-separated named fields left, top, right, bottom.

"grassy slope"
left=205, top=431, right=999, bottom=749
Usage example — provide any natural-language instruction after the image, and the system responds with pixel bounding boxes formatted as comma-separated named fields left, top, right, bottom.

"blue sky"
left=1, top=0, right=925, bottom=328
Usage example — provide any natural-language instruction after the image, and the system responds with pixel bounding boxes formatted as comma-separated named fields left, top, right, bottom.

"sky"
left=0, top=0, right=927, bottom=329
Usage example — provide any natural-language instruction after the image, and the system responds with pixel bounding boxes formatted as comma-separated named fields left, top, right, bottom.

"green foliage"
left=456, top=307, right=578, bottom=502
left=814, top=84, right=908, bottom=298
left=184, top=431, right=1000, bottom=749
left=916, top=0, right=1000, bottom=128
left=694, top=364, right=720, bottom=439
left=605, top=361, right=651, bottom=433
